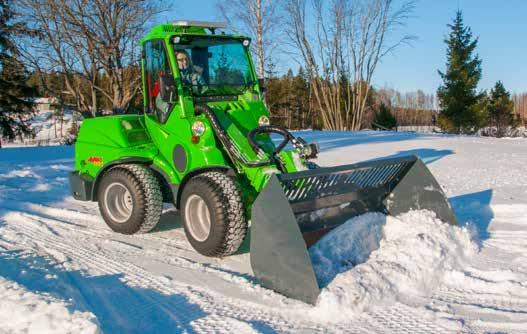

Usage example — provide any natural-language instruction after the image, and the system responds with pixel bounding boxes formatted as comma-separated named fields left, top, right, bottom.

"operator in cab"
left=175, top=50, right=207, bottom=93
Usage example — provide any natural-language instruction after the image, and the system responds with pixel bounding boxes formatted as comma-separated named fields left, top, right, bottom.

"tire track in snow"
left=10, top=208, right=255, bottom=284
left=426, top=204, right=527, bottom=333
left=0, top=211, right=327, bottom=332
left=0, top=209, right=456, bottom=333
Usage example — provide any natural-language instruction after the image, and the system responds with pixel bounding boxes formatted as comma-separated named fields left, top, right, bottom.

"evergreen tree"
left=290, top=67, right=310, bottom=129
left=0, top=0, right=36, bottom=146
left=373, top=103, right=397, bottom=130
left=437, top=11, right=485, bottom=133
left=265, top=67, right=312, bottom=129
left=486, top=81, right=517, bottom=137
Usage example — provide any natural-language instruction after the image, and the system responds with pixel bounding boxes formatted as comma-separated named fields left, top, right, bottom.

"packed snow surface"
left=0, top=277, right=99, bottom=334
left=2, top=131, right=527, bottom=333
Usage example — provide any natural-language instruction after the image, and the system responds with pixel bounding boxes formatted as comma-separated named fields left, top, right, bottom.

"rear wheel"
left=181, top=171, right=247, bottom=257
left=98, top=164, right=162, bottom=234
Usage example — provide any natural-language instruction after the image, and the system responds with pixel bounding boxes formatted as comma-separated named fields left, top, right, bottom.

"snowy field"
left=1, top=131, right=527, bottom=333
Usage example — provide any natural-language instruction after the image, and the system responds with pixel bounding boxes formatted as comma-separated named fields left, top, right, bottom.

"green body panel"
left=73, top=23, right=306, bottom=207
left=75, top=115, right=158, bottom=177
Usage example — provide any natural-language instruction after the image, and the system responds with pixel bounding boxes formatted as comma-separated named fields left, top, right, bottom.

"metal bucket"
left=250, top=155, right=457, bottom=304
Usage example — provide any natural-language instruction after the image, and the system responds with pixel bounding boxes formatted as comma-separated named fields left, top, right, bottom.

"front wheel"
left=181, top=171, right=247, bottom=257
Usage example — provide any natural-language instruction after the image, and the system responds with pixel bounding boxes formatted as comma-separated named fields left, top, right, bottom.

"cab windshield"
left=173, top=38, right=254, bottom=96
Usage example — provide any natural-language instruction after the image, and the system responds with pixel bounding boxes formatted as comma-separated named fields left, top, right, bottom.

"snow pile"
left=309, top=212, right=385, bottom=287
left=310, top=210, right=477, bottom=322
left=0, top=277, right=99, bottom=334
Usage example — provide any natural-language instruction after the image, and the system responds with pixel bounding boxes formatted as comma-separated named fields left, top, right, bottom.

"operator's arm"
left=193, top=72, right=208, bottom=94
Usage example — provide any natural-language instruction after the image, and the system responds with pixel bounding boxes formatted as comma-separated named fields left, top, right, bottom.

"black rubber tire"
left=180, top=171, right=247, bottom=257
left=98, top=164, right=163, bottom=234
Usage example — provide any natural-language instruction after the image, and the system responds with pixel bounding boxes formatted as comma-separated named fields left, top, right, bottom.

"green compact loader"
left=69, top=21, right=457, bottom=304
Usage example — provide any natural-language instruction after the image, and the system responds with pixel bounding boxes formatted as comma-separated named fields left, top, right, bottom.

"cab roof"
left=142, top=21, right=248, bottom=43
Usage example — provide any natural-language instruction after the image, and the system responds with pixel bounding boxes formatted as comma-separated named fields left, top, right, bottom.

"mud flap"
left=250, top=155, right=457, bottom=304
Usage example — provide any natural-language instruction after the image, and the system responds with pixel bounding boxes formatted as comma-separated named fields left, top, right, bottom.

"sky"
left=163, top=0, right=527, bottom=94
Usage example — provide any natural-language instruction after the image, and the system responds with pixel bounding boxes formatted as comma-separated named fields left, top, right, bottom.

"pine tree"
left=486, top=81, right=517, bottom=137
left=373, top=103, right=397, bottom=130
left=437, top=11, right=485, bottom=133
left=290, top=67, right=309, bottom=129
left=0, top=0, right=36, bottom=146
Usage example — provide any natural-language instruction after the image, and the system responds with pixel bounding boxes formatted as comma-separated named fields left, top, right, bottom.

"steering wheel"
left=247, top=126, right=295, bottom=156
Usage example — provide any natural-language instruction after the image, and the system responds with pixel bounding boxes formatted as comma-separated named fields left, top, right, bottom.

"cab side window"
left=144, top=40, right=173, bottom=122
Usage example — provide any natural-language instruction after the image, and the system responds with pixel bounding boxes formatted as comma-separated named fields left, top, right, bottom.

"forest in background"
left=1, top=0, right=527, bottom=145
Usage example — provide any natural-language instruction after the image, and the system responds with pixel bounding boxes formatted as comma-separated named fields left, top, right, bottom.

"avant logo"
left=87, top=156, right=103, bottom=166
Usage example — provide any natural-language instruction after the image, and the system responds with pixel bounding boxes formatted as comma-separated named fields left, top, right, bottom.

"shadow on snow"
left=370, top=148, right=454, bottom=164
left=0, top=250, right=277, bottom=334
left=450, top=189, right=494, bottom=244
left=0, top=250, right=205, bottom=333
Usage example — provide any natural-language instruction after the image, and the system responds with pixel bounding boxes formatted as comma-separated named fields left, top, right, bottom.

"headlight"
left=191, top=121, right=206, bottom=136
left=258, top=115, right=270, bottom=127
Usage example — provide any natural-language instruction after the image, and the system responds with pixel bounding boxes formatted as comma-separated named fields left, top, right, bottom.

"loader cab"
left=141, top=21, right=260, bottom=124
left=172, top=36, right=256, bottom=100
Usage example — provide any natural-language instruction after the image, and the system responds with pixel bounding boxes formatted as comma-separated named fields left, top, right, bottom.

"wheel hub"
left=185, top=194, right=212, bottom=242
left=104, top=182, right=133, bottom=223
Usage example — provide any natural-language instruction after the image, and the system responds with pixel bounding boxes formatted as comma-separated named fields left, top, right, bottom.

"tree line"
left=269, top=9, right=526, bottom=135
left=1, top=0, right=526, bottom=145
left=264, top=67, right=440, bottom=130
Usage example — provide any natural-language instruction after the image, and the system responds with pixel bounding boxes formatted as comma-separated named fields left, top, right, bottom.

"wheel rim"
left=185, top=194, right=212, bottom=242
left=104, top=182, right=134, bottom=223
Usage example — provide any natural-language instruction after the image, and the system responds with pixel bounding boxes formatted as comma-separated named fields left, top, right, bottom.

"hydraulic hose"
left=194, top=104, right=272, bottom=168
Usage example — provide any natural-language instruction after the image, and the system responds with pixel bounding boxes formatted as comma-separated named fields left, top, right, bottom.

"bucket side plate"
left=250, top=175, right=321, bottom=304
left=384, top=157, right=458, bottom=225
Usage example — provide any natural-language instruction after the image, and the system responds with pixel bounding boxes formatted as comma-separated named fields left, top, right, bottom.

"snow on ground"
left=1, top=131, right=527, bottom=333
left=0, top=277, right=99, bottom=334
left=2, top=109, right=79, bottom=148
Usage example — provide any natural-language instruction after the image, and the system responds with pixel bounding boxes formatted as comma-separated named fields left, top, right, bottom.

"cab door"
left=142, top=40, right=190, bottom=179
left=143, top=39, right=176, bottom=133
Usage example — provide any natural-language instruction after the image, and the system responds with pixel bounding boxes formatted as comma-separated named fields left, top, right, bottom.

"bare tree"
left=18, top=0, right=164, bottom=117
left=513, top=92, right=527, bottom=126
left=217, top=0, right=281, bottom=79
left=284, top=0, right=414, bottom=130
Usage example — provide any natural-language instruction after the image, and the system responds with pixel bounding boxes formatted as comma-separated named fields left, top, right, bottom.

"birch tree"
left=284, top=0, right=414, bottom=130
left=217, top=0, right=280, bottom=78
left=18, top=0, right=164, bottom=117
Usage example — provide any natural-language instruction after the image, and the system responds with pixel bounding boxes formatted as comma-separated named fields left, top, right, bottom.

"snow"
left=2, top=108, right=80, bottom=147
left=309, top=212, right=386, bottom=287
left=0, top=277, right=99, bottom=334
left=1, top=130, right=527, bottom=333
left=310, top=210, right=477, bottom=326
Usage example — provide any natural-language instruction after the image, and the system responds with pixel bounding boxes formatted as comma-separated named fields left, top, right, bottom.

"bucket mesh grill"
left=280, top=161, right=413, bottom=203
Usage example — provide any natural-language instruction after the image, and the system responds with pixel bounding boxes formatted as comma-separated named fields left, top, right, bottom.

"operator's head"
left=176, top=50, right=190, bottom=71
